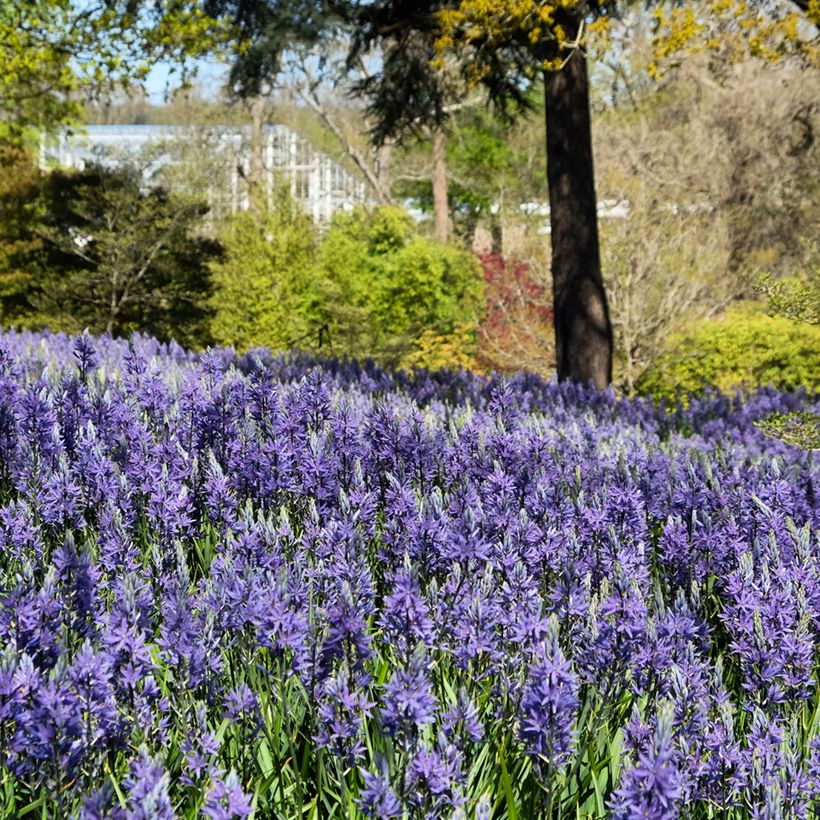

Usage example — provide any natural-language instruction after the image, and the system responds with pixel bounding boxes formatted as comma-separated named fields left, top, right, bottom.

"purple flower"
left=442, top=688, right=483, bottom=745
left=807, top=736, right=820, bottom=801
left=67, top=640, right=122, bottom=753
left=73, top=330, right=98, bottom=379
left=518, top=624, right=579, bottom=769
left=380, top=650, right=437, bottom=738
left=379, top=564, right=435, bottom=658
left=314, top=664, right=374, bottom=764
left=123, top=748, right=175, bottom=820
left=79, top=783, right=125, bottom=820
left=225, top=682, right=260, bottom=726
left=611, top=706, right=683, bottom=820
left=202, top=770, right=253, bottom=820
left=721, top=548, right=815, bottom=709
left=694, top=699, right=747, bottom=807
left=1, top=327, right=819, bottom=817
left=40, top=462, right=85, bottom=529
left=181, top=701, right=220, bottom=787
left=405, top=740, right=465, bottom=818
left=357, top=757, right=402, bottom=819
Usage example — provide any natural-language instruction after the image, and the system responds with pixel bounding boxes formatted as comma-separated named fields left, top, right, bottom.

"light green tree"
left=310, top=206, right=484, bottom=367
left=209, top=199, right=484, bottom=368
left=0, top=0, right=224, bottom=142
left=209, top=192, right=317, bottom=353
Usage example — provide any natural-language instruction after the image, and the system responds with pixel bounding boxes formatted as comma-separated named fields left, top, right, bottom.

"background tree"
left=287, top=46, right=396, bottom=205
left=343, top=4, right=469, bottom=242
left=649, top=1, right=819, bottom=286
left=600, top=198, right=723, bottom=396
left=0, top=0, right=223, bottom=144
left=756, top=270, right=820, bottom=326
left=311, top=205, right=484, bottom=365
left=201, top=0, right=328, bottom=208
left=441, top=0, right=819, bottom=388
left=209, top=189, right=318, bottom=352
left=209, top=197, right=484, bottom=365
left=395, top=104, right=529, bottom=250
left=326, top=0, right=614, bottom=385
left=435, top=1, right=615, bottom=388
left=589, top=4, right=819, bottom=393
left=636, top=307, right=820, bottom=399
left=8, top=163, right=220, bottom=345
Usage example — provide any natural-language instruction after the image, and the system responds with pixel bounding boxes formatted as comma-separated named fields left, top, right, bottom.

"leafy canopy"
left=651, top=0, right=820, bottom=76
left=0, top=161, right=220, bottom=346
left=311, top=205, right=484, bottom=367
left=209, top=197, right=484, bottom=368
left=0, top=0, right=226, bottom=141
left=435, top=1, right=613, bottom=110
left=201, top=0, right=330, bottom=97
left=436, top=0, right=819, bottom=100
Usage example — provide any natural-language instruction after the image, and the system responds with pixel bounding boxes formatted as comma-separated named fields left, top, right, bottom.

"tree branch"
left=293, top=61, right=392, bottom=203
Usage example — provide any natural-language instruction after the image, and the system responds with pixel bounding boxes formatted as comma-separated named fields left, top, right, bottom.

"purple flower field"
left=0, top=329, right=819, bottom=819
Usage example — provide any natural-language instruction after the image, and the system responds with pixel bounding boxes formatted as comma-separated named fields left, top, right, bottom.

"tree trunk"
left=544, top=49, right=613, bottom=389
left=431, top=124, right=449, bottom=242
left=247, top=94, right=266, bottom=215
left=377, top=138, right=393, bottom=199
left=490, top=214, right=503, bottom=255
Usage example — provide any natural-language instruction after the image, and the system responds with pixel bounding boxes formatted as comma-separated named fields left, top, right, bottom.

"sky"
left=144, top=58, right=230, bottom=104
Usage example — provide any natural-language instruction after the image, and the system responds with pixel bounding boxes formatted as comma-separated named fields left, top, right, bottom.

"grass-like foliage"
left=0, top=329, right=818, bottom=819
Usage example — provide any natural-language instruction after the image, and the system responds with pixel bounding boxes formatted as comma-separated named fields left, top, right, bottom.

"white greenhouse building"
left=40, top=124, right=371, bottom=224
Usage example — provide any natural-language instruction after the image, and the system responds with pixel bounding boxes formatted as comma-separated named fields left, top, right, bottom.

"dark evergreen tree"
left=1, top=163, right=220, bottom=346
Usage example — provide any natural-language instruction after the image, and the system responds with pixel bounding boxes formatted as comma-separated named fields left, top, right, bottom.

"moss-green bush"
left=636, top=307, right=820, bottom=400
left=209, top=200, right=484, bottom=367
left=210, top=191, right=317, bottom=353
left=303, top=205, right=483, bottom=366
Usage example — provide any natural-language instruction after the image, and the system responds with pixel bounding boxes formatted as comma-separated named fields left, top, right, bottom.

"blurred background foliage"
left=0, top=0, right=818, bottom=397
left=210, top=200, right=483, bottom=369
left=635, top=306, right=820, bottom=400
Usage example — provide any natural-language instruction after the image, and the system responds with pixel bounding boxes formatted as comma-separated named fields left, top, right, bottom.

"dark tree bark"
left=490, top=214, right=503, bottom=255
left=544, top=49, right=613, bottom=389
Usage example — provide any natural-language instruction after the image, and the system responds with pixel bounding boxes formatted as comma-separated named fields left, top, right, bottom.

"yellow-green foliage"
left=0, top=149, right=44, bottom=328
left=651, top=0, right=819, bottom=76
left=401, top=323, right=478, bottom=372
left=209, top=192, right=317, bottom=353
left=636, top=307, right=820, bottom=400
left=309, top=206, right=484, bottom=366
left=0, top=0, right=225, bottom=143
left=436, top=0, right=610, bottom=75
left=209, top=201, right=485, bottom=368
left=755, top=411, right=820, bottom=451
left=756, top=271, right=820, bottom=326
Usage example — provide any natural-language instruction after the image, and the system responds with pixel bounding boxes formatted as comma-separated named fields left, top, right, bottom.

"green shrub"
left=636, top=307, right=820, bottom=400
left=209, top=201, right=484, bottom=367
left=310, top=205, right=484, bottom=366
left=209, top=191, right=317, bottom=353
